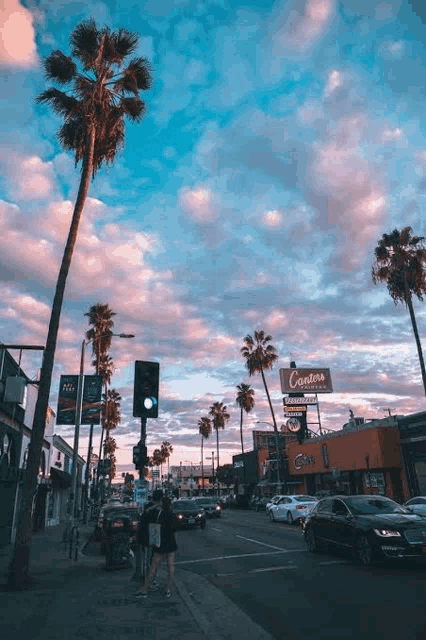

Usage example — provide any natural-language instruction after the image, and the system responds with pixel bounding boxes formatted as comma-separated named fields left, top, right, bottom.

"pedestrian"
left=136, top=489, right=163, bottom=591
left=135, top=495, right=177, bottom=599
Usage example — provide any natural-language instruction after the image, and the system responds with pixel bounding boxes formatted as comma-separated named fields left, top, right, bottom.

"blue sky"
left=2, top=0, right=426, bottom=477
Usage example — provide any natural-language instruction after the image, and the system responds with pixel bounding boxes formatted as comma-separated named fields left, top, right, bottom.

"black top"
left=138, top=503, right=178, bottom=553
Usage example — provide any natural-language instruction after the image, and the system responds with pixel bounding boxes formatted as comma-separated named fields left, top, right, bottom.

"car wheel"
left=305, top=527, right=319, bottom=553
left=286, top=511, right=294, bottom=525
left=355, top=534, right=374, bottom=566
left=269, top=510, right=276, bottom=522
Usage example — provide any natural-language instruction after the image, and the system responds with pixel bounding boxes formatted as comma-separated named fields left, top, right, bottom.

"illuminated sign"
left=280, top=368, right=333, bottom=394
left=294, top=453, right=316, bottom=470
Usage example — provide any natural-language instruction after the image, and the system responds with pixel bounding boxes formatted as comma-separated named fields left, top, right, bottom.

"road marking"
left=210, top=527, right=222, bottom=531
left=249, top=564, right=298, bottom=573
left=319, top=560, right=348, bottom=566
left=175, top=549, right=307, bottom=565
left=236, top=534, right=290, bottom=551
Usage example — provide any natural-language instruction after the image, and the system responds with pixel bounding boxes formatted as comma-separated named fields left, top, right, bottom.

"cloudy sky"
left=1, top=0, right=426, bottom=478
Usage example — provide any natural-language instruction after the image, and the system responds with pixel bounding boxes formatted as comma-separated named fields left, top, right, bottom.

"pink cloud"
left=0, top=152, right=55, bottom=201
left=0, top=0, right=38, bottom=69
left=180, top=186, right=218, bottom=224
left=273, top=0, right=336, bottom=54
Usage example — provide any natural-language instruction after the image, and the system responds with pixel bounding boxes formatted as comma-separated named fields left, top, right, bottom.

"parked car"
left=303, top=495, right=426, bottom=566
left=270, top=495, right=318, bottom=524
left=191, top=497, right=222, bottom=518
left=404, top=497, right=426, bottom=516
left=266, top=495, right=287, bottom=513
left=173, top=500, right=207, bottom=529
left=95, top=504, right=139, bottom=553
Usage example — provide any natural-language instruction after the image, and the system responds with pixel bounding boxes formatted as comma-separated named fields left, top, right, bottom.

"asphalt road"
left=173, top=508, right=426, bottom=640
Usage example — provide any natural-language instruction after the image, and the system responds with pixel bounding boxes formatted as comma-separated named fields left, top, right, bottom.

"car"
left=303, top=494, right=426, bottom=566
left=95, top=504, right=140, bottom=553
left=404, top=496, right=426, bottom=516
left=173, top=500, right=207, bottom=529
left=266, top=495, right=287, bottom=513
left=269, top=495, right=318, bottom=524
left=191, top=497, right=222, bottom=518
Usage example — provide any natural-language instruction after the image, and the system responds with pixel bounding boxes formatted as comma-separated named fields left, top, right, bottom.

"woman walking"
left=135, top=495, right=177, bottom=599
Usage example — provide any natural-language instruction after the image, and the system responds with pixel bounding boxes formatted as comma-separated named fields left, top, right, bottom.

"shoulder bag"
left=148, top=509, right=162, bottom=547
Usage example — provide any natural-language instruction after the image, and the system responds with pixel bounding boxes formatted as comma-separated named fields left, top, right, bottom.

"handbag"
left=148, top=509, right=162, bottom=547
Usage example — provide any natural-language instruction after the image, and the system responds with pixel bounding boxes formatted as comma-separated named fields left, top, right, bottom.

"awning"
left=50, top=467, right=71, bottom=488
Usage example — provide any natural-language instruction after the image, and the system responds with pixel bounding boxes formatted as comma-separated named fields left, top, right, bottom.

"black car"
left=303, top=495, right=426, bottom=566
left=192, top=498, right=222, bottom=518
left=173, top=500, right=206, bottom=529
left=95, top=505, right=140, bottom=553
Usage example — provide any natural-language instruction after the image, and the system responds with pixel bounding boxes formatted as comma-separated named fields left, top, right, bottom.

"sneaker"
left=135, top=591, right=148, bottom=599
left=164, top=589, right=171, bottom=598
left=149, top=583, right=159, bottom=592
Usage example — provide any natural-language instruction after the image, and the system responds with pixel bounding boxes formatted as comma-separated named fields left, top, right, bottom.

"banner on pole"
left=81, top=375, right=103, bottom=424
left=56, top=375, right=79, bottom=425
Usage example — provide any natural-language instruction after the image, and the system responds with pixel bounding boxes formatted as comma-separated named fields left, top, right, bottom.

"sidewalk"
left=0, top=523, right=274, bottom=640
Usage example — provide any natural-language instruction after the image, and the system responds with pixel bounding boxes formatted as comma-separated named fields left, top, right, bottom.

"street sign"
left=284, top=412, right=304, bottom=417
left=284, top=396, right=318, bottom=405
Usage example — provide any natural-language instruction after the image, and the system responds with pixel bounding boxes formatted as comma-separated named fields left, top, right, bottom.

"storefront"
left=286, top=419, right=404, bottom=501
left=397, top=411, right=426, bottom=498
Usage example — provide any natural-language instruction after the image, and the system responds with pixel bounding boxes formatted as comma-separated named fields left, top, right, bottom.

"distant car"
left=191, top=497, right=222, bottom=518
left=266, top=495, right=287, bottom=513
left=303, top=495, right=426, bottom=566
left=269, top=495, right=318, bottom=524
left=173, top=500, right=207, bottom=529
left=404, top=497, right=426, bottom=516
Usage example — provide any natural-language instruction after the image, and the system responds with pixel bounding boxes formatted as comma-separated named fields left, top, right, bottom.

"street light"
left=69, top=331, right=135, bottom=527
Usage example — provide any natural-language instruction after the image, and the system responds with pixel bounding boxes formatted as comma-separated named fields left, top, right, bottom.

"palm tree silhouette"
left=9, top=21, right=152, bottom=588
left=241, top=330, right=281, bottom=490
left=372, top=227, right=426, bottom=395
left=198, top=417, right=212, bottom=494
left=235, top=383, right=255, bottom=456
left=209, top=402, right=230, bottom=491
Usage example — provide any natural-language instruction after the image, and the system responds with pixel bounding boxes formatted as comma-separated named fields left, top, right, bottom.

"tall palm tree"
left=102, top=388, right=121, bottom=486
left=372, top=227, right=426, bottom=395
left=84, top=303, right=116, bottom=520
left=198, top=417, right=212, bottom=494
left=208, top=402, right=230, bottom=489
left=9, top=21, right=152, bottom=589
left=235, top=383, right=255, bottom=456
left=241, top=330, right=281, bottom=490
left=160, top=441, right=173, bottom=490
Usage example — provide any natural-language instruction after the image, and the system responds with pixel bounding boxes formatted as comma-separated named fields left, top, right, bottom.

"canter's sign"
left=280, top=368, right=333, bottom=394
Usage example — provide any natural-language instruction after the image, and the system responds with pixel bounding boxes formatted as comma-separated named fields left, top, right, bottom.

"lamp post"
left=69, top=332, right=134, bottom=527
left=256, top=421, right=285, bottom=494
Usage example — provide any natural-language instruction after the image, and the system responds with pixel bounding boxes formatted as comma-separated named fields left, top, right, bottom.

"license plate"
left=188, top=517, right=195, bottom=524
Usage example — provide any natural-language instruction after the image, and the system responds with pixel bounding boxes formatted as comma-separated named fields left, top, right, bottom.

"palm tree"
left=198, top=417, right=212, bottom=494
left=102, top=388, right=121, bottom=486
left=241, top=330, right=281, bottom=490
left=372, top=227, right=426, bottom=395
left=160, top=441, right=173, bottom=490
left=208, top=402, right=230, bottom=491
left=235, top=383, right=255, bottom=456
left=8, top=21, right=152, bottom=589
left=84, top=303, right=116, bottom=520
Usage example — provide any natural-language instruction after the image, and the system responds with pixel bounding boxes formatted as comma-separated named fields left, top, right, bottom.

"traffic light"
left=133, top=442, right=147, bottom=470
left=133, top=361, right=159, bottom=418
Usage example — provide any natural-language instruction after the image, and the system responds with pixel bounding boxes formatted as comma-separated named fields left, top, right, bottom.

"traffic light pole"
left=133, top=415, right=148, bottom=584
left=139, top=416, right=147, bottom=481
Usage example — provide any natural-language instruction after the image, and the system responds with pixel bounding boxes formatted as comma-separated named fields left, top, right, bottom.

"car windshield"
left=196, top=500, right=215, bottom=505
left=174, top=501, right=194, bottom=509
left=344, top=497, right=410, bottom=515
left=294, top=496, right=317, bottom=503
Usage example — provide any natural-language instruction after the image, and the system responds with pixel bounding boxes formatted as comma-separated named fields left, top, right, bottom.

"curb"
left=174, top=574, right=223, bottom=640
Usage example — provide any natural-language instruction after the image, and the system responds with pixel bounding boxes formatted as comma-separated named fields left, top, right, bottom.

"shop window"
left=414, top=460, right=426, bottom=495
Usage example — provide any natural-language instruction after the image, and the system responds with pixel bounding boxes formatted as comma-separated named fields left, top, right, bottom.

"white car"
left=404, top=496, right=426, bottom=516
left=269, top=495, right=318, bottom=525
left=266, top=495, right=287, bottom=513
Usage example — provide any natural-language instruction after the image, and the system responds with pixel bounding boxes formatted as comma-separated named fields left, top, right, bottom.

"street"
left=170, top=508, right=426, bottom=639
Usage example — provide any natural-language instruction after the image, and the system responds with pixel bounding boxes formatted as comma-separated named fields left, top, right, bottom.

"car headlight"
left=197, top=513, right=203, bottom=518
left=178, top=514, right=183, bottom=519
left=216, top=506, right=221, bottom=510
left=373, top=529, right=401, bottom=538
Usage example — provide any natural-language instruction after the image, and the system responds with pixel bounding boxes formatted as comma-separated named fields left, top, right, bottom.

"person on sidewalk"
left=136, top=489, right=163, bottom=592
left=135, top=495, right=177, bottom=599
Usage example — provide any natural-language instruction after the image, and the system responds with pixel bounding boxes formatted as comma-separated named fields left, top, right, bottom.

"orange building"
left=285, top=418, right=405, bottom=501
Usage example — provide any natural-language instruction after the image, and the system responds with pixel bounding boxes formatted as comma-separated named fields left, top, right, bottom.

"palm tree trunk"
left=216, top=428, right=219, bottom=495
left=406, top=295, right=426, bottom=396
left=240, top=406, right=244, bottom=455
left=8, top=127, right=96, bottom=590
left=201, top=437, right=204, bottom=495
left=260, top=367, right=281, bottom=492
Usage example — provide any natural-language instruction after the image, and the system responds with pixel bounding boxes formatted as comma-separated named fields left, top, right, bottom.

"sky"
left=2, top=0, right=426, bottom=479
